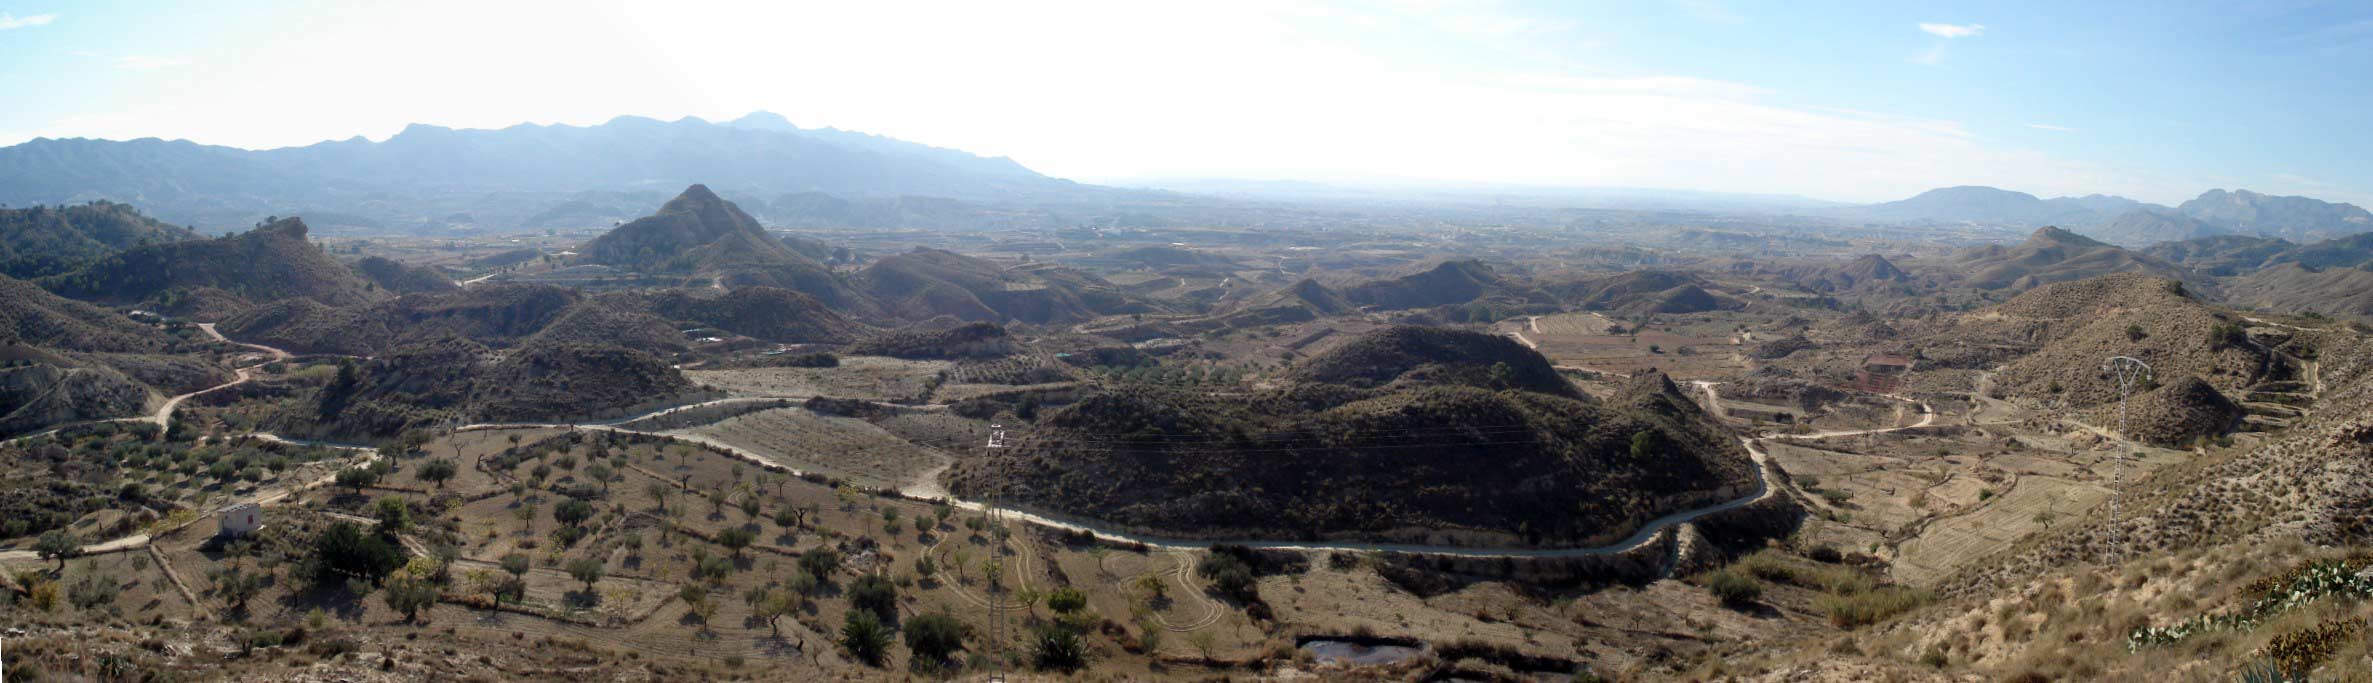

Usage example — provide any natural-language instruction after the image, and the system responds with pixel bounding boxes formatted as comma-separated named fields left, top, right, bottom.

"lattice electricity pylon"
left=987, top=424, right=1008, bottom=449
left=2102, top=356, right=2152, bottom=564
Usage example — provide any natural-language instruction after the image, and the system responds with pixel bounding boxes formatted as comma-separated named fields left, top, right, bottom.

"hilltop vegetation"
left=576, top=185, right=867, bottom=311
left=42, top=217, right=382, bottom=311
left=297, top=336, right=699, bottom=438
left=949, top=327, right=1753, bottom=546
left=0, top=201, right=195, bottom=279
left=1956, top=273, right=2281, bottom=406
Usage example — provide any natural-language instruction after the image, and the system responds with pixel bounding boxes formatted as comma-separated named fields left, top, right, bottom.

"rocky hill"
left=2083, top=375, right=2243, bottom=447
left=2080, top=208, right=2228, bottom=246
left=301, top=336, right=699, bottom=438
left=845, top=322, right=1014, bottom=360
left=947, top=331, right=1753, bottom=547
left=221, top=281, right=855, bottom=355
left=1544, top=269, right=1738, bottom=314
left=0, top=201, right=196, bottom=279
left=1291, top=325, right=1574, bottom=396
left=2139, top=234, right=2297, bottom=276
left=2225, top=264, right=2373, bottom=319
left=41, top=217, right=382, bottom=311
left=634, top=287, right=860, bottom=344
left=1338, top=259, right=1547, bottom=312
left=2177, top=188, right=2373, bottom=241
left=349, top=256, right=457, bottom=294
left=0, top=362, right=152, bottom=437
left=220, top=284, right=579, bottom=355
left=853, top=248, right=1118, bottom=325
left=0, top=275, right=181, bottom=353
left=576, top=185, right=867, bottom=311
left=1938, top=226, right=2199, bottom=291
left=1961, top=273, right=2282, bottom=407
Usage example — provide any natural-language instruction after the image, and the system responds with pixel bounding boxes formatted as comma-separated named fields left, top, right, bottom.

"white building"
left=217, top=502, right=264, bottom=538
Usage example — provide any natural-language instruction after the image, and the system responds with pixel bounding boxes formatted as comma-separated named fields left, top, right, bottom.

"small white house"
left=217, top=502, right=264, bottom=538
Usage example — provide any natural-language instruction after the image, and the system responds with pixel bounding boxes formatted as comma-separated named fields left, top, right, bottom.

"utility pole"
left=2102, top=356, right=2151, bottom=566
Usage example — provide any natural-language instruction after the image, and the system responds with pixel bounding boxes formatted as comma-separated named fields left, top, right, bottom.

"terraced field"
left=686, top=356, right=952, bottom=402
left=672, top=407, right=954, bottom=490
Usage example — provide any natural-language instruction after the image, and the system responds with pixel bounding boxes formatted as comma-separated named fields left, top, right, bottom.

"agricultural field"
left=1502, top=313, right=1749, bottom=380
left=1765, top=423, right=2199, bottom=589
left=686, top=356, right=952, bottom=403
left=671, top=407, right=957, bottom=491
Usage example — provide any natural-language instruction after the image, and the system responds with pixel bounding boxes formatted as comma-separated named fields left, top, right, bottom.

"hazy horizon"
left=4, top=0, right=2370, bottom=205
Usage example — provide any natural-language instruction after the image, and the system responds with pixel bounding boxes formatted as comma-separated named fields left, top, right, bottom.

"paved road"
left=465, top=380, right=1935, bottom=559
left=27, top=329, right=1938, bottom=561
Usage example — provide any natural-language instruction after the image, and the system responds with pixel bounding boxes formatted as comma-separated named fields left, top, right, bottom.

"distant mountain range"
left=1838, top=185, right=2372, bottom=245
left=0, top=112, right=1098, bottom=232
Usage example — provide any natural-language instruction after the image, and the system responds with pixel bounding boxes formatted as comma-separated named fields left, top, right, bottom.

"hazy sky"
left=3, top=0, right=2370, bottom=205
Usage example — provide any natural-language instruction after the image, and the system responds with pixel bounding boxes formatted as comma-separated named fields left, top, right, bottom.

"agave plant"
left=2236, top=658, right=2295, bottom=683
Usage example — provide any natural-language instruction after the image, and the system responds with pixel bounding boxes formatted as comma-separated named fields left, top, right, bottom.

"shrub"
left=310, top=522, right=403, bottom=583
left=1819, top=586, right=1933, bottom=629
left=904, top=612, right=966, bottom=663
left=1031, top=623, right=1086, bottom=671
left=1705, top=570, right=1763, bottom=608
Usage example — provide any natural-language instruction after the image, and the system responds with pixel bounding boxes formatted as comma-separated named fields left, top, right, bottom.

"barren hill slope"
left=1939, top=226, right=2200, bottom=291
left=1958, top=273, right=2284, bottom=407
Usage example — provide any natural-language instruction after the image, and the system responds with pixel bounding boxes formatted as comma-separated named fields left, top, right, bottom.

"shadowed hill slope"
left=0, top=201, right=197, bottom=279
left=42, top=217, right=381, bottom=311
left=946, top=327, right=1753, bottom=547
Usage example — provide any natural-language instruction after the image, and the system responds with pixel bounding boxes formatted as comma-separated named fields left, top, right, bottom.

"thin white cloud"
left=2026, top=123, right=2077, bottom=132
left=113, top=55, right=188, bottom=70
left=1919, top=22, right=1984, bottom=39
left=0, top=12, right=58, bottom=29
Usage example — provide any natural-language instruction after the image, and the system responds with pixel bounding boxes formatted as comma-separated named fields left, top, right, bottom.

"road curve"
left=42, top=328, right=1939, bottom=561
left=468, top=381, right=1934, bottom=559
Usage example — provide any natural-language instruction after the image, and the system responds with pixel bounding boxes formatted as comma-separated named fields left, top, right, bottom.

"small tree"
left=210, top=565, right=264, bottom=610
left=786, top=568, right=819, bottom=597
left=416, top=458, right=458, bottom=489
left=798, top=545, right=841, bottom=579
left=645, top=481, right=671, bottom=511
left=1630, top=430, right=1663, bottom=460
left=913, top=555, right=939, bottom=583
left=500, top=553, right=532, bottom=581
left=1187, top=629, right=1219, bottom=661
left=1046, top=586, right=1088, bottom=615
left=34, top=530, right=82, bottom=571
left=335, top=466, right=379, bottom=492
left=739, top=494, right=762, bottom=521
left=717, top=527, right=756, bottom=558
left=564, top=557, right=605, bottom=591
left=553, top=498, right=594, bottom=528
left=382, top=573, right=439, bottom=624
left=586, top=463, right=613, bottom=493
left=373, top=496, right=411, bottom=534
left=848, top=573, right=899, bottom=621
left=753, top=588, right=795, bottom=636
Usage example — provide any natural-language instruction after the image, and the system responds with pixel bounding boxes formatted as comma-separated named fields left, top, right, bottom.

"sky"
left=2, top=0, right=2370, bottom=205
